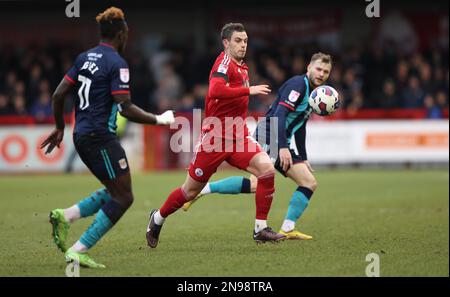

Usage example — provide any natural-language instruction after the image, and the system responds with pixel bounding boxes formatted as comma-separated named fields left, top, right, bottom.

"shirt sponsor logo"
left=120, top=68, right=130, bottom=83
left=87, top=53, right=103, bottom=58
left=87, top=53, right=102, bottom=61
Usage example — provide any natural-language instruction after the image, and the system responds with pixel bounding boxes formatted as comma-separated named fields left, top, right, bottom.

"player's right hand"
left=279, top=148, right=293, bottom=172
left=249, top=85, right=271, bottom=96
left=40, top=128, right=64, bottom=154
left=155, top=110, right=175, bottom=125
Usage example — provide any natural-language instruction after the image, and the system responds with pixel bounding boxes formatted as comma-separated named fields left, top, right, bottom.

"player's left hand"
left=304, top=160, right=315, bottom=173
left=40, top=128, right=64, bottom=154
left=279, top=148, right=293, bottom=172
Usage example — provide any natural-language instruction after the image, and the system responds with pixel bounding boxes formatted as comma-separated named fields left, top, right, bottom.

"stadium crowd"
left=0, top=39, right=448, bottom=120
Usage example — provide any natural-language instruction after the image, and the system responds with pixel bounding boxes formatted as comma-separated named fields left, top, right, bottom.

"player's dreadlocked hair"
left=221, top=23, right=246, bottom=40
left=96, top=7, right=126, bottom=39
left=310, top=52, right=333, bottom=65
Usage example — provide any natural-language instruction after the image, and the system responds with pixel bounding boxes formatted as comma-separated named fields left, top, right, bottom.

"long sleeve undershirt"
left=208, top=76, right=249, bottom=99
left=273, top=103, right=290, bottom=149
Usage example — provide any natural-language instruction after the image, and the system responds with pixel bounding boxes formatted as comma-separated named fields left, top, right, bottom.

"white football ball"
left=308, top=85, right=340, bottom=116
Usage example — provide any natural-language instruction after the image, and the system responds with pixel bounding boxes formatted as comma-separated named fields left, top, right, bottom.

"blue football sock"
left=210, top=176, right=251, bottom=194
left=77, top=188, right=111, bottom=218
left=79, top=209, right=113, bottom=249
left=79, top=199, right=127, bottom=249
left=285, top=186, right=314, bottom=222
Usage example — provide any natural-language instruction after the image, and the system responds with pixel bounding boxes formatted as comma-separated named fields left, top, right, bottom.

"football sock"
left=200, top=183, right=211, bottom=195
left=154, top=211, right=165, bottom=225
left=282, top=186, right=314, bottom=232
left=78, top=199, right=126, bottom=249
left=63, top=205, right=80, bottom=224
left=159, top=187, right=188, bottom=218
left=74, top=188, right=112, bottom=220
left=255, top=172, right=275, bottom=220
left=209, top=176, right=252, bottom=194
left=255, top=219, right=268, bottom=233
left=281, top=219, right=296, bottom=233
left=71, top=240, right=88, bottom=253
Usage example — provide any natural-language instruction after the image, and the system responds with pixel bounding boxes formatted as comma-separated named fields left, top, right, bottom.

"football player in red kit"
left=146, top=23, right=286, bottom=247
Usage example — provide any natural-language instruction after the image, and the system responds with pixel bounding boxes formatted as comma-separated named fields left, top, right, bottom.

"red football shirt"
left=202, top=51, right=250, bottom=140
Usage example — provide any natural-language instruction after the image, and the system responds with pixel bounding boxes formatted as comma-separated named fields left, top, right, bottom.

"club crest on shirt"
left=118, top=158, right=128, bottom=169
left=120, top=68, right=129, bottom=83
left=288, top=90, right=300, bottom=102
left=195, top=168, right=204, bottom=177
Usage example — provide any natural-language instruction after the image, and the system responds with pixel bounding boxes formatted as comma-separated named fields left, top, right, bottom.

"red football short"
left=188, top=132, right=263, bottom=183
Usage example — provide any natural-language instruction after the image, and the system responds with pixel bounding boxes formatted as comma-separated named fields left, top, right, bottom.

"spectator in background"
left=363, top=46, right=388, bottom=101
left=248, top=77, right=273, bottom=112
left=128, top=51, right=155, bottom=111
left=328, top=64, right=343, bottom=91
left=342, top=68, right=363, bottom=106
left=14, top=81, right=26, bottom=97
left=38, top=79, right=50, bottom=95
left=291, top=55, right=306, bottom=76
left=0, top=33, right=448, bottom=118
left=60, top=53, right=74, bottom=78
left=419, top=62, right=433, bottom=93
left=178, top=93, right=196, bottom=112
left=409, top=52, right=425, bottom=77
left=41, top=53, right=58, bottom=88
left=153, top=62, right=183, bottom=113
left=0, top=93, right=14, bottom=115
left=346, top=91, right=364, bottom=113
left=435, top=90, right=448, bottom=109
left=395, top=60, right=410, bottom=95
left=28, top=64, right=43, bottom=100
left=378, top=79, right=400, bottom=109
left=433, top=67, right=448, bottom=93
left=3, top=71, right=17, bottom=95
left=30, top=89, right=52, bottom=122
left=261, top=57, right=286, bottom=91
left=402, top=76, right=425, bottom=108
left=192, top=83, right=208, bottom=109
left=424, top=94, right=443, bottom=119
left=333, top=85, right=346, bottom=110
left=12, top=95, right=27, bottom=116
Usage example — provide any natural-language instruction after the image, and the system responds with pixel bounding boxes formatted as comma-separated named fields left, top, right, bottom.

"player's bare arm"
left=40, top=78, right=74, bottom=154
left=113, top=93, right=174, bottom=125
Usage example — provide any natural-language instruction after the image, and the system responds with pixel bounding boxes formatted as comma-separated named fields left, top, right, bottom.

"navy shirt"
left=261, top=75, right=313, bottom=154
left=65, top=42, right=130, bottom=135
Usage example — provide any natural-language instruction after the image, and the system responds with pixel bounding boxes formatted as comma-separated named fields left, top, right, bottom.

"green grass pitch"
left=0, top=169, right=448, bottom=276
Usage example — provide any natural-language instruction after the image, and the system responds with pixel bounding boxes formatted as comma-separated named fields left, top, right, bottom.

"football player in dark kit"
left=41, top=7, right=175, bottom=268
